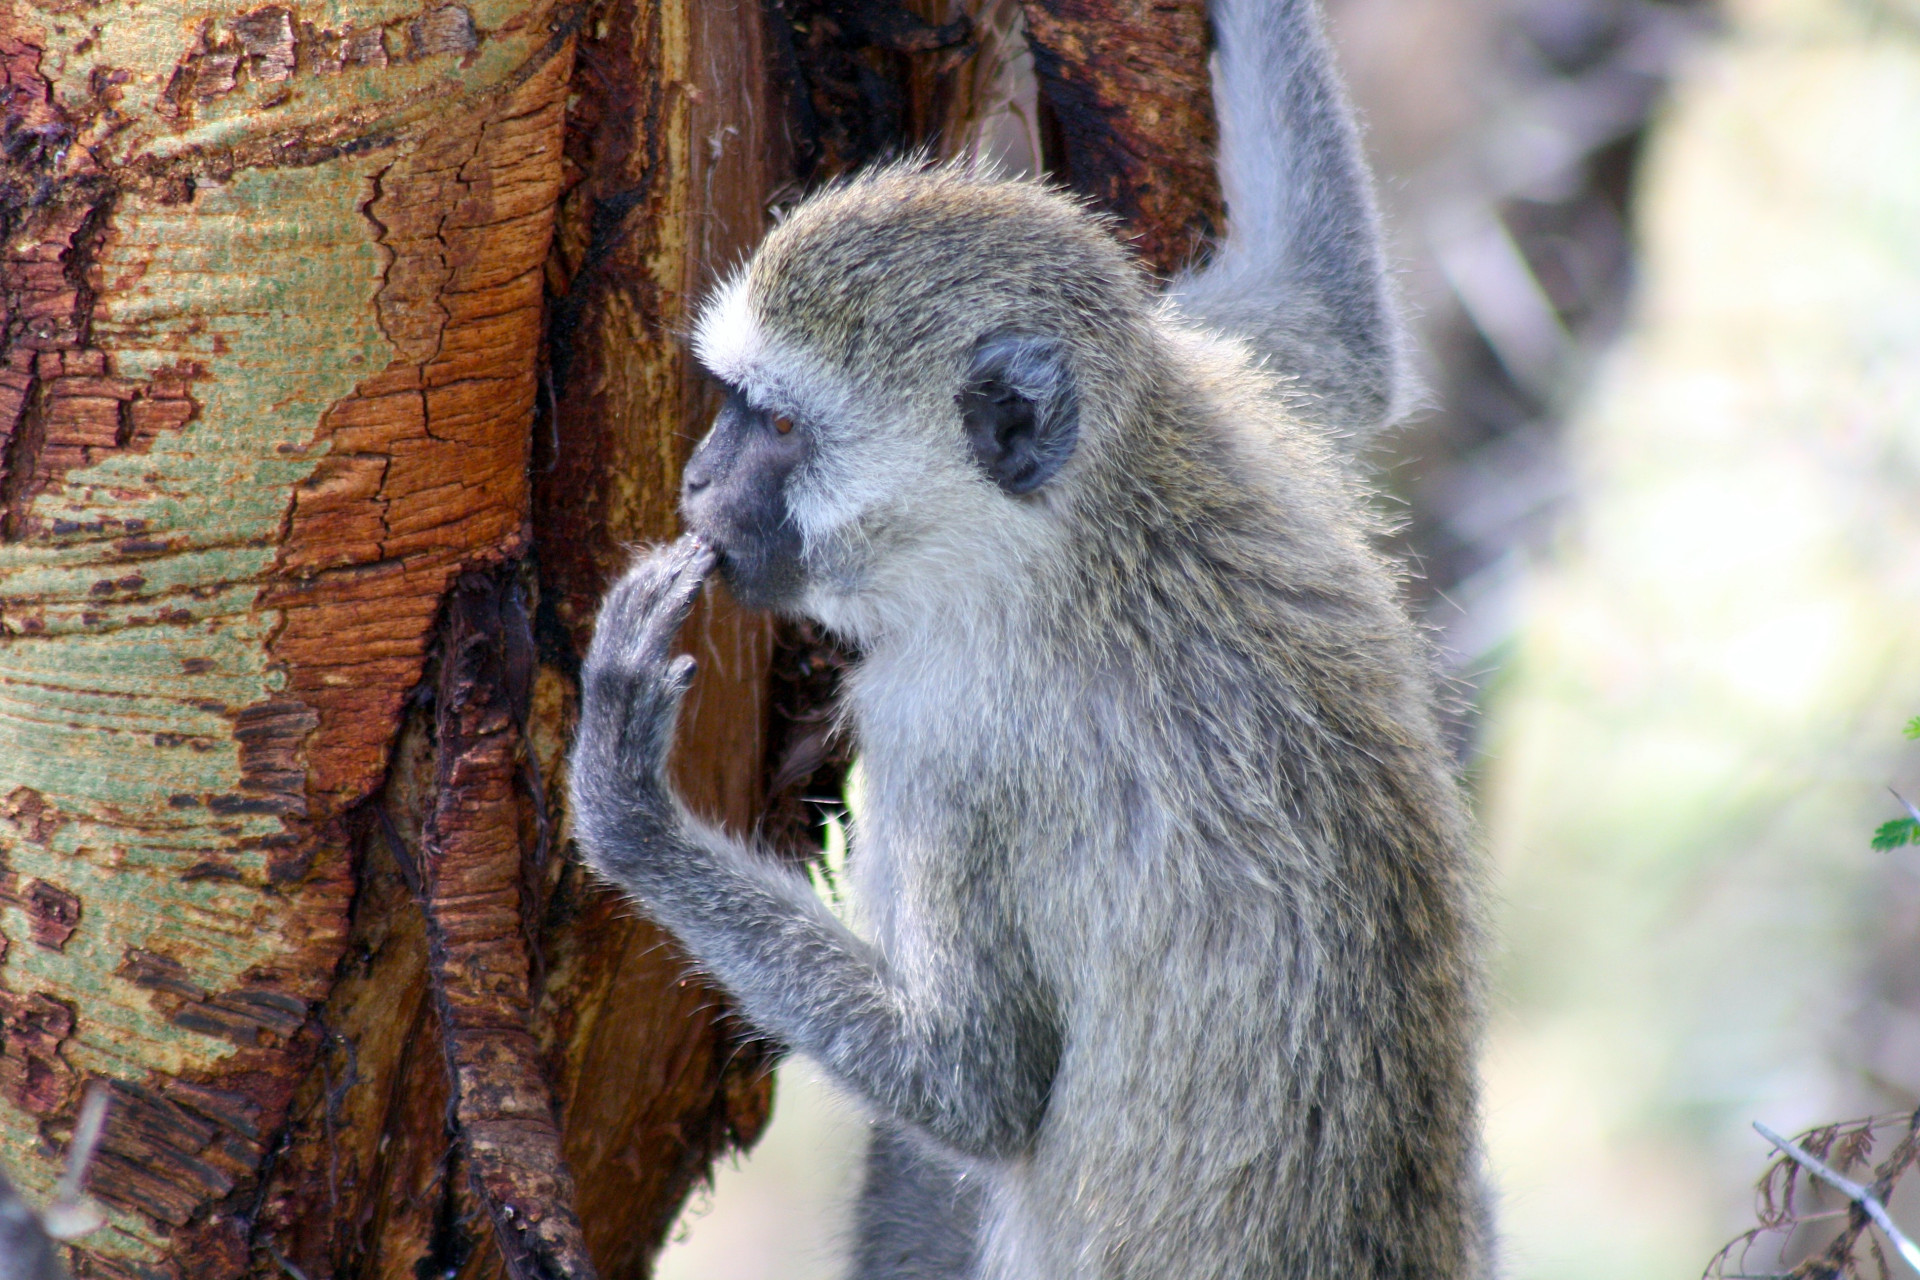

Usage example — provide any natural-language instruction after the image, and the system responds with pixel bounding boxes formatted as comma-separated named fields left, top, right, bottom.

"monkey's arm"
left=568, top=539, right=1058, bottom=1158
left=1170, top=0, right=1403, bottom=431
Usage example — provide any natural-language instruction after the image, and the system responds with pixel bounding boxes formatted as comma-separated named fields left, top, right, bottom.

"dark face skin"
left=680, top=386, right=811, bottom=610
left=682, top=341, right=1073, bottom=612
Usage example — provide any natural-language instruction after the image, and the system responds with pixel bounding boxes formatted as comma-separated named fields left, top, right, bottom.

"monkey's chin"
left=710, top=547, right=808, bottom=614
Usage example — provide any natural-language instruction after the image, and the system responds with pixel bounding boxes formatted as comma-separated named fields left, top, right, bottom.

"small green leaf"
left=1872, top=817, right=1920, bottom=851
left=1905, top=715, right=1920, bottom=740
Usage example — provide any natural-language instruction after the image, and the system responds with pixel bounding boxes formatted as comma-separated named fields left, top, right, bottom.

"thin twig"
left=268, top=1242, right=314, bottom=1280
left=1755, top=1121, right=1920, bottom=1273
left=1891, top=789, right=1920, bottom=828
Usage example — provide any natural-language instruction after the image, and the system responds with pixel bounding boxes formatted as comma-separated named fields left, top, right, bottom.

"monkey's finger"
left=616, top=537, right=717, bottom=667
left=588, top=536, right=716, bottom=671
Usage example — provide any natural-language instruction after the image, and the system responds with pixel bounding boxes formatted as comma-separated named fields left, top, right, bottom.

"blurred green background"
left=658, top=0, right=1920, bottom=1275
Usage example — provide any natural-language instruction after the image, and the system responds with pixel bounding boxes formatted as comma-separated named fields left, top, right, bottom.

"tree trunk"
left=0, top=0, right=1216, bottom=1276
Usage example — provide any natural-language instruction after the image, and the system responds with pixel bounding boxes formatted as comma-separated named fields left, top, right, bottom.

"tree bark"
left=1019, top=0, right=1221, bottom=274
left=0, top=0, right=1217, bottom=1276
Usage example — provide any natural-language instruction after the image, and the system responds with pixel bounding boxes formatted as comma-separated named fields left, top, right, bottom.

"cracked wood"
left=422, top=572, right=594, bottom=1280
left=0, top=0, right=583, bottom=1274
left=0, top=0, right=1224, bottom=1275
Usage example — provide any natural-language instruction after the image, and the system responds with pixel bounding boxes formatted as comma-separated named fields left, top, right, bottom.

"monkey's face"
left=684, top=276, right=1089, bottom=635
left=678, top=169, right=1158, bottom=635
left=682, top=303, right=983, bottom=625
left=680, top=383, right=812, bottom=610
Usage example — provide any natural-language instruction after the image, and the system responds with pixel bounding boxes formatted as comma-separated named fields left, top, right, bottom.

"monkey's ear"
left=958, top=332, right=1080, bottom=496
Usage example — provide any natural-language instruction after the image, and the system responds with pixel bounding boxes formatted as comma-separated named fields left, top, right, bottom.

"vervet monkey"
left=567, top=0, right=1491, bottom=1275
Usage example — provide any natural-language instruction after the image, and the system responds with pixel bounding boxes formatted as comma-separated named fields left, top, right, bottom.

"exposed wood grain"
left=267, top=44, right=573, bottom=818
left=529, top=1, right=788, bottom=1271
left=246, top=709, right=461, bottom=1280
left=764, top=0, right=973, bottom=181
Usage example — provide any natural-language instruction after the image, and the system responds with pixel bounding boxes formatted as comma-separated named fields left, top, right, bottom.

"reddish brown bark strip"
left=1019, top=0, right=1223, bottom=276
left=534, top=0, right=691, bottom=647
left=240, top=4, right=790, bottom=1274
left=268, top=46, right=574, bottom=820
left=425, top=570, right=594, bottom=1280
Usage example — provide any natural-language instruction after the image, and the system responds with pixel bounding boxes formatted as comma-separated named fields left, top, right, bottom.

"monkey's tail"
left=1168, top=0, right=1410, bottom=439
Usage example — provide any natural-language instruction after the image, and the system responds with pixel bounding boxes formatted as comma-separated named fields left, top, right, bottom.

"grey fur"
left=0, top=1171, right=68, bottom=1280
left=1170, top=0, right=1409, bottom=433
left=851, top=1127, right=983, bottom=1280
left=569, top=0, right=1488, bottom=1275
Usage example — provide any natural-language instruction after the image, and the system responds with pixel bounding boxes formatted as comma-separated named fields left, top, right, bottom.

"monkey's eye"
left=773, top=413, right=795, bottom=435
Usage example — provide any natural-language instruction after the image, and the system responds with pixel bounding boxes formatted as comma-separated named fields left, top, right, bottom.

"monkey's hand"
left=568, top=534, right=716, bottom=882
left=567, top=535, right=1059, bottom=1158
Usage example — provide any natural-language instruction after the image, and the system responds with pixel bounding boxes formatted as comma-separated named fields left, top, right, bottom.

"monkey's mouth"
left=680, top=463, right=807, bottom=612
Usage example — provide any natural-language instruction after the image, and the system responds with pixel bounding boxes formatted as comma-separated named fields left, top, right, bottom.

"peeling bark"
left=0, top=0, right=1220, bottom=1275
left=1, top=0, right=600, bottom=1273
left=267, top=48, right=570, bottom=816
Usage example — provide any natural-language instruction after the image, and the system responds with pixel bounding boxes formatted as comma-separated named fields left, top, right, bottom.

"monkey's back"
left=842, top=344, right=1489, bottom=1280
